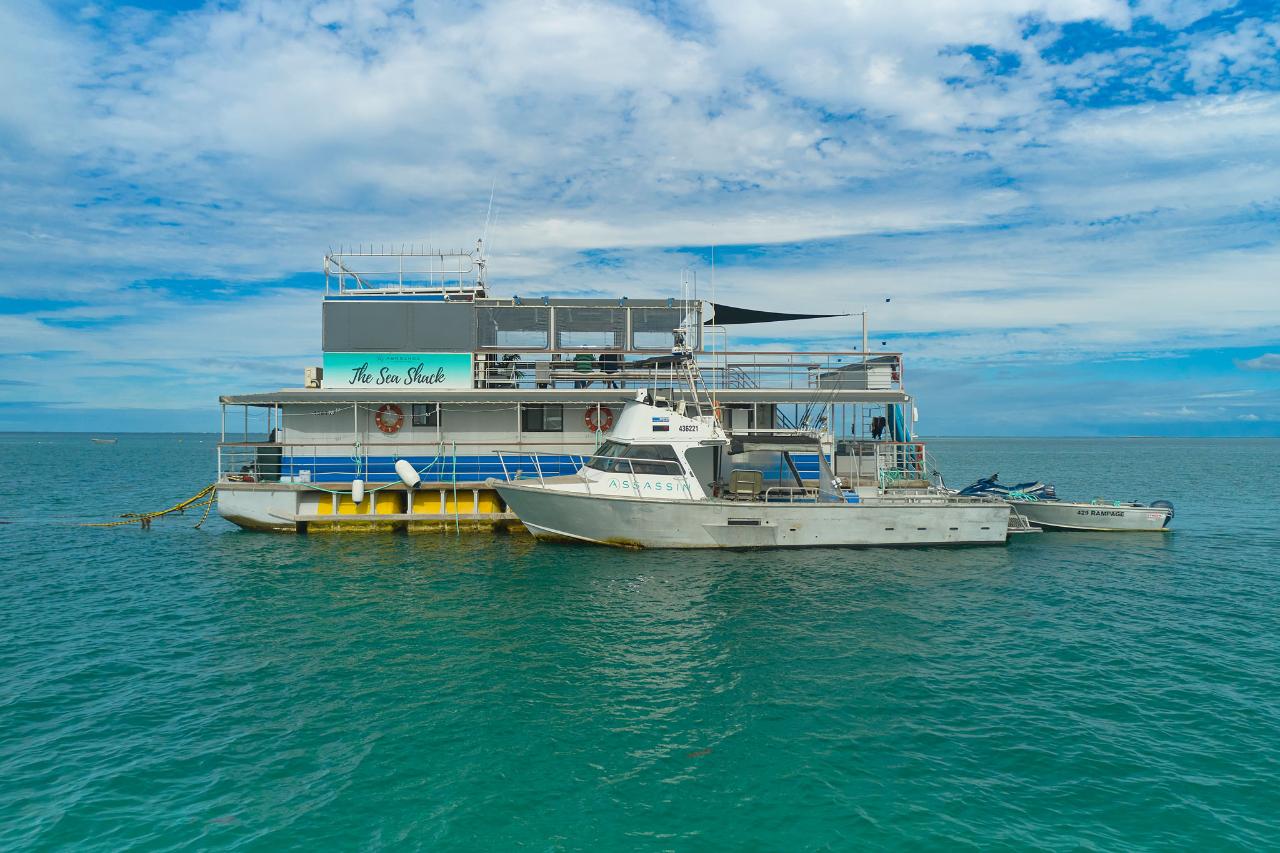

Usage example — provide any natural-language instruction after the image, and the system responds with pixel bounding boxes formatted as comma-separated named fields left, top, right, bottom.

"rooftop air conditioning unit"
left=304, top=366, right=323, bottom=388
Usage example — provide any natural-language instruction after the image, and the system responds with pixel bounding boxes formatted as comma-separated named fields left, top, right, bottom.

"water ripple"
left=2, top=435, right=1279, bottom=849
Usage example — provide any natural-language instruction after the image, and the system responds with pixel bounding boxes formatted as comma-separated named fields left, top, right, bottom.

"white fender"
left=395, top=459, right=421, bottom=489
left=351, top=478, right=365, bottom=505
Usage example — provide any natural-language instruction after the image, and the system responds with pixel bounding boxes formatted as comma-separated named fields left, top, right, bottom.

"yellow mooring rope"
left=78, top=484, right=217, bottom=529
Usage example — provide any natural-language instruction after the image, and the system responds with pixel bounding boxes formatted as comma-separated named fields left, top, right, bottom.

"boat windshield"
left=586, top=441, right=683, bottom=475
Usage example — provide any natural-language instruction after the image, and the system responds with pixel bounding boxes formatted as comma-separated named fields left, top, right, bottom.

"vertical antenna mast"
left=710, top=245, right=717, bottom=417
left=475, top=180, right=497, bottom=294
left=482, top=180, right=496, bottom=245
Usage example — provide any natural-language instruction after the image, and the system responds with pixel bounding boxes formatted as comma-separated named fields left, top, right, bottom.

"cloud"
left=1136, top=0, right=1234, bottom=29
left=2, top=0, right=1279, bottom=433
left=1196, top=389, right=1256, bottom=399
left=1185, top=18, right=1280, bottom=91
left=0, top=0, right=85, bottom=152
left=1237, top=353, right=1280, bottom=371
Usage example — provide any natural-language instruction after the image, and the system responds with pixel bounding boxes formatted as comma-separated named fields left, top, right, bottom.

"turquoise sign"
left=322, top=352, right=473, bottom=390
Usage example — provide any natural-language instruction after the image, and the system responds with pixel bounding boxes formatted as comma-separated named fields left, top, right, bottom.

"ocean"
left=2, top=434, right=1278, bottom=849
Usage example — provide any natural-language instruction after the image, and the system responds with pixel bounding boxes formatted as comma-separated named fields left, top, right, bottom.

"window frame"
left=521, top=404, right=564, bottom=433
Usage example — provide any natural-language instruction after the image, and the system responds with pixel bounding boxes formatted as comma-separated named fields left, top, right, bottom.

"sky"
left=1, top=0, right=1278, bottom=435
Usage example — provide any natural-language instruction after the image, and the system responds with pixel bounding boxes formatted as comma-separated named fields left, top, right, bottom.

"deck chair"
left=727, top=469, right=764, bottom=500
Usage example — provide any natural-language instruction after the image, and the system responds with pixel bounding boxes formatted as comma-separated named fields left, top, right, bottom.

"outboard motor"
left=1150, top=499, right=1175, bottom=520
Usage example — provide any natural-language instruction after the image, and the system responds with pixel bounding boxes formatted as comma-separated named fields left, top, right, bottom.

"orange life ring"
left=584, top=405, right=614, bottom=433
left=376, top=403, right=405, bottom=434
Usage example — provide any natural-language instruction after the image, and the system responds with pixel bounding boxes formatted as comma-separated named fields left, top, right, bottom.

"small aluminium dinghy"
left=958, top=474, right=1173, bottom=532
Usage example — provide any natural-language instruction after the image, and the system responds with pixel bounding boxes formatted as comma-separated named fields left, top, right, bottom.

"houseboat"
left=215, top=244, right=933, bottom=533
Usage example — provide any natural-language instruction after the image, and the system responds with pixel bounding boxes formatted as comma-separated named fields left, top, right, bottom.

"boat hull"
left=1011, top=501, right=1172, bottom=532
left=492, top=482, right=1010, bottom=549
left=216, top=482, right=517, bottom=532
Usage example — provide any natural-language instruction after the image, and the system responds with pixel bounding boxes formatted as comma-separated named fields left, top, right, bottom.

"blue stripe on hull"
left=278, top=454, right=590, bottom=482
left=273, top=452, right=831, bottom=484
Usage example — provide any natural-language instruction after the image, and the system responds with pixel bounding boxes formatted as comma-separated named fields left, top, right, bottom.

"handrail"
left=221, top=443, right=587, bottom=485
left=218, top=439, right=605, bottom=449
left=492, top=449, right=695, bottom=499
left=474, top=348, right=903, bottom=357
left=467, top=351, right=905, bottom=394
left=873, top=440, right=935, bottom=490
left=763, top=486, right=820, bottom=503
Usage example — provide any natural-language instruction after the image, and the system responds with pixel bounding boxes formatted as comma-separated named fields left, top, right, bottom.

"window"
left=553, top=306, right=625, bottom=350
left=412, top=404, right=440, bottom=428
left=475, top=305, right=551, bottom=350
left=630, top=306, right=696, bottom=350
left=586, top=440, right=627, bottom=471
left=626, top=444, right=681, bottom=475
left=585, top=441, right=682, bottom=475
left=522, top=404, right=563, bottom=432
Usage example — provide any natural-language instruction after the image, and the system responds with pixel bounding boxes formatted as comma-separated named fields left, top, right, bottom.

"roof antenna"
left=474, top=180, right=497, bottom=294
left=481, top=179, right=496, bottom=246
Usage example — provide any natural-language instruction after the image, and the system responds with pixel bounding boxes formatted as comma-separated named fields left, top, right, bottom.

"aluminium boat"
left=958, top=475, right=1173, bottom=532
left=1011, top=500, right=1173, bottom=532
left=489, top=355, right=1011, bottom=549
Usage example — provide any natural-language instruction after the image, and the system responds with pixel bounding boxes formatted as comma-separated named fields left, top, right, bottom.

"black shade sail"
left=706, top=303, right=848, bottom=325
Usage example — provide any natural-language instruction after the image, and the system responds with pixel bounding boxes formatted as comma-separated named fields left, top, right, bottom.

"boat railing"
left=471, top=351, right=902, bottom=393
left=872, top=493, right=999, bottom=505
left=873, top=441, right=935, bottom=490
left=221, top=439, right=940, bottom=493
left=324, top=246, right=486, bottom=296
left=218, top=442, right=594, bottom=485
left=762, top=486, right=821, bottom=503
left=493, top=450, right=695, bottom=499
left=724, top=366, right=760, bottom=389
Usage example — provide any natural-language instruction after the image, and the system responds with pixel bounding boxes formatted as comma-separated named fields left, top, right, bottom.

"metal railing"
left=762, top=486, right=822, bottom=503
left=494, top=451, right=695, bottom=500
left=874, top=441, right=935, bottom=489
left=324, top=245, right=486, bottom=295
left=471, top=351, right=902, bottom=393
left=493, top=450, right=588, bottom=484
left=217, top=442, right=593, bottom=485
left=220, top=438, right=939, bottom=491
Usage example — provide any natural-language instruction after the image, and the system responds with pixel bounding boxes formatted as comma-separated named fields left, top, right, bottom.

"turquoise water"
left=3, top=434, right=1279, bottom=850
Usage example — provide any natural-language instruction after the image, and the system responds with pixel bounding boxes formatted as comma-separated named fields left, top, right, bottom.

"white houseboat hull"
left=217, top=481, right=515, bottom=532
left=1011, top=500, right=1172, bottom=532
left=493, top=481, right=1010, bottom=549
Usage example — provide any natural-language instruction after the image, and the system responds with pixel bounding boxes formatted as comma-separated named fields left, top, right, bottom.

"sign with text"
left=322, top=352, right=473, bottom=390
